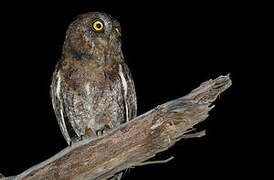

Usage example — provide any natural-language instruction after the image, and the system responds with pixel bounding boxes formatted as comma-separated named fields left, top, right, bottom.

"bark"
left=1, top=75, right=232, bottom=180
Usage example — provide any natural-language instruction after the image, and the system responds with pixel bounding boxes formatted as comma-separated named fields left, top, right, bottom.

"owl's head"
left=63, top=12, right=122, bottom=61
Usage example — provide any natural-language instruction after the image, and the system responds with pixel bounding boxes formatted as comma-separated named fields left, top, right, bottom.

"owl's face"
left=63, top=12, right=122, bottom=60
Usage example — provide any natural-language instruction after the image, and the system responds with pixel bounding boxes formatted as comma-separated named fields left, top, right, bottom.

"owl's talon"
left=80, top=135, right=84, bottom=141
left=96, top=130, right=102, bottom=136
left=96, top=126, right=110, bottom=136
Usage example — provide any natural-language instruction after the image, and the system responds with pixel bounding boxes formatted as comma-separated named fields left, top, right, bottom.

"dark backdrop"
left=0, top=4, right=263, bottom=179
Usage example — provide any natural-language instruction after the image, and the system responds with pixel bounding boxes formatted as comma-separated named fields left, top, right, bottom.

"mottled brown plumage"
left=51, top=12, right=137, bottom=146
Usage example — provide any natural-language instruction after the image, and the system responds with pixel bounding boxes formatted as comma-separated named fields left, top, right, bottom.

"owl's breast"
left=59, top=61, right=125, bottom=136
left=84, top=75, right=125, bottom=129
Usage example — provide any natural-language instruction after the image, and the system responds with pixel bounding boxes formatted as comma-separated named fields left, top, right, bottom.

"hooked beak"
left=115, top=27, right=121, bottom=37
left=109, top=27, right=121, bottom=44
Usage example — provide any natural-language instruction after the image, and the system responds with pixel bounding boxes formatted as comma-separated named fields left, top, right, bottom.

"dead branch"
left=1, top=75, right=231, bottom=180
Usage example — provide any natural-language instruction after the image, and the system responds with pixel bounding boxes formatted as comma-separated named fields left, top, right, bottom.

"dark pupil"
left=96, top=23, right=102, bottom=29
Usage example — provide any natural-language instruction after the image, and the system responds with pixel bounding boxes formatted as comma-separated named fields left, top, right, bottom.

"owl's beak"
left=109, top=27, right=121, bottom=44
left=115, top=28, right=121, bottom=37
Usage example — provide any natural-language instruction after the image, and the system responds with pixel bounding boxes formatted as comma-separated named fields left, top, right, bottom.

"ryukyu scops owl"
left=51, top=12, right=137, bottom=146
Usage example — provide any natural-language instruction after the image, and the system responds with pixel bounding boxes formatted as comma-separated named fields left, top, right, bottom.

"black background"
left=0, top=3, right=267, bottom=179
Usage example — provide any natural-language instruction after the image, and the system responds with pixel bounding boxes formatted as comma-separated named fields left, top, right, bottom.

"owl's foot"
left=96, top=125, right=111, bottom=136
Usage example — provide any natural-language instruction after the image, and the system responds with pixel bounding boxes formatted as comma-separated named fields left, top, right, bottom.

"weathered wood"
left=1, top=75, right=231, bottom=180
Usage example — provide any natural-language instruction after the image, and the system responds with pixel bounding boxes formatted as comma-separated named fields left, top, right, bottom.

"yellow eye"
left=92, top=20, right=104, bottom=31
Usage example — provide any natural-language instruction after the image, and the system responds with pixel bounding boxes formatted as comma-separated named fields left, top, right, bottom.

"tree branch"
left=1, top=75, right=232, bottom=180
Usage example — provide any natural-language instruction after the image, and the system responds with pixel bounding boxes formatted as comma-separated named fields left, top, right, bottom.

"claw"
left=97, top=130, right=102, bottom=136
left=96, top=125, right=110, bottom=136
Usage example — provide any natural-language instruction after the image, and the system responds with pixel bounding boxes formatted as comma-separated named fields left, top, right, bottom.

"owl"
left=50, top=12, right=137, bottom=146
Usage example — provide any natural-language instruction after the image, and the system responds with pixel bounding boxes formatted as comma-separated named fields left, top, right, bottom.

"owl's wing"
left=51, top=68, right=95, bottom=145
left=119, top=63, right=137, bottom=121
left=50, top=68, right=73, bottom=145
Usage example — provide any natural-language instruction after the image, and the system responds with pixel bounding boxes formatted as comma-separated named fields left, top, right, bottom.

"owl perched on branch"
left=51, top=12, right=137, bottom=146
